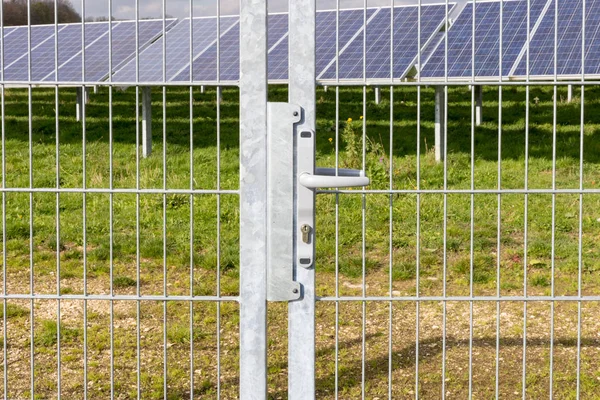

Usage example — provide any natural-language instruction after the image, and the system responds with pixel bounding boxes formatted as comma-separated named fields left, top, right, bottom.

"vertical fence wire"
left=388, top=1, right=396, bottom=398
left=162, top=0, right=168, bottom=396
left=576, top=1, right=586, bottom=398
left=440, top=0, right=449, bottom=398
left=549, top=0, right=559, bottom=396
left=216, top=0, right=223, bottom=397
left=361, top=1, right=367, bottom=399
left=134, top=0, right=141, bottom=394
left=522, top=1, right=531, bottom=397
left=334, top=0, right=341, bottom=396
left=188, top=1, right=195, bottom=398
left=0, top=0, right=6, bottom=396
left=107, top=2, right=115, bottom=398
left=496, top=1, right=504, bottom=398
left=26, top=1, right=35, bottom=397
left=53, top=1, right=61, bottom=398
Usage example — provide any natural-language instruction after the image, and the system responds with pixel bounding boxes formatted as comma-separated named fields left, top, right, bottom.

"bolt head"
left=293, top=288, right=299, bottom=294
left=293, top=111, right=299, bottom=117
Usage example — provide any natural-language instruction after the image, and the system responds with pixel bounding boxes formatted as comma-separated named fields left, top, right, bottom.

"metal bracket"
left=267, top=102, right=302, bottom=301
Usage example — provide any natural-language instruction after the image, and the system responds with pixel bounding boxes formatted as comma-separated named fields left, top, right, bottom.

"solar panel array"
left=111, top=5, right=453, bottom=83
left=2, top=1, right=599, bottom=84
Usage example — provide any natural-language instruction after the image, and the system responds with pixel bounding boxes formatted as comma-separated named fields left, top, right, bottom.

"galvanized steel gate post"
left=288, top=0, right=317, bottom=398
left=240, top=0, right=317, bottom=396
left=239, top=0, right=269, bottom=398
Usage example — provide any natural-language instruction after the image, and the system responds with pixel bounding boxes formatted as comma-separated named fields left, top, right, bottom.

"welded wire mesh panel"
left=310, top=0, right=600, bottom=398
left=3, top=0, right=600, bottom=398
left=0, top=2, right=242, bottom=398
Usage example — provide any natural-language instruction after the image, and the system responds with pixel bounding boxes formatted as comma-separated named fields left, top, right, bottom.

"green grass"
left=0, top=303, right=28, bottom=319
left=1, top=84, right=600, bottom=398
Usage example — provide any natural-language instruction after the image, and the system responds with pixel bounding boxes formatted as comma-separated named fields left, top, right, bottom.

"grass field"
left=1, top=84, right=600, bottom=398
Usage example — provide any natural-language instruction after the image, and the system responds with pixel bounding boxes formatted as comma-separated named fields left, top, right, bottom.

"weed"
left=0, top=303, right=28, bottom=319
left=531, top=274, right=551, bottom=287
left=113, top=276, right=137, bottom=288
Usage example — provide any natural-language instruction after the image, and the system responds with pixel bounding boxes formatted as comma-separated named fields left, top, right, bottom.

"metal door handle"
left=299, top=168, right=369, bottom=188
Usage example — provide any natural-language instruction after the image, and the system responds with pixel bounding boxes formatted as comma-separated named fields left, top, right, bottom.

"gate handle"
left=299, top=168, right=369, bottom=189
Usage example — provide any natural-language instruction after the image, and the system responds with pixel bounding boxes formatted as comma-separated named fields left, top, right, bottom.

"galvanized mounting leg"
left=76, top=87, right=90, bottom=122
left=93, top=85, right=98, bottom=94
left=216, top=86, right=222, bottom=104
left=142, top=87, right=152, bottom=158
left=323, top=85, right=328, bottom=92
left=567, top=84, right=573, bottom=103
left=435, top=86, right=446, bottom=162
left=374, top=86, right=381, bottom=104
left=200, top=85, right=205, bottom=94
left=475, top=85, right=483, bottom=126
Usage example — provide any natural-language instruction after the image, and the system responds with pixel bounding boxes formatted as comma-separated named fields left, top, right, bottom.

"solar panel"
left=314, top=9, right=376, bottom=79
left=113, top=17, right=238, bottom=83
left=109, top=20, right=176, bottom=76
left=421, top=0, right=548, bottom=78
left=91, top=20, right=175, bottom=82
left=173, top=20, right=240, bottom=81
left=268, top=37, right=288, bottom=80
left=174, top=14, right=292, bottom=82
left=47, top=23, right=110, bottom=81
left=319, top=5, right=450, bottom=80
left=1, top=25, right=45, bottom=73
left=512, top=0, right=600, bottom=76
left=317, top=8, right=379, bottom=80
left=1, top=26, right=17, bottom=40
left=5, top=23, right=106, bottom=81
left=50, top=22, right=120, bottom=82
left=585, top=0, right=600, bottom=75
left=268, top=13, right=288, bottom=50
left=267, top=14, right=289, bottom=80
left=3, top=25, right=65, bottom=81
left=50, top=19, right=176, bottom=82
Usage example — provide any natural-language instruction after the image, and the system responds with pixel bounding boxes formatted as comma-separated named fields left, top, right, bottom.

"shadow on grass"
left=4, top=84, right=600, bottom=164
left=265, top=333, right=600, bottom=398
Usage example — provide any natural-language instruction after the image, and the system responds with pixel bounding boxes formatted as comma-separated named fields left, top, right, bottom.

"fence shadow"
left=3, top=85, right=600, bottom=165
left=261, top=332, right=600, bottom=398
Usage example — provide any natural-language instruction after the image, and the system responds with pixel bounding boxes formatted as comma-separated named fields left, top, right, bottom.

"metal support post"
left=76, top=87, right=89, bottom=122
left=374, top=86, right=381, bottom=104
left=475, top=85, right=483, bottom=126
left=289, top=0, right=316, bottom=397
left=239, top=0, right=268, bottom=398
left=435, top=86, right=446, bottom=162
left=567, top=84, right=573, bottom=102
left=76, top=87, right=82, bottom=122
left=142, top=87, right=152, bottom=158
